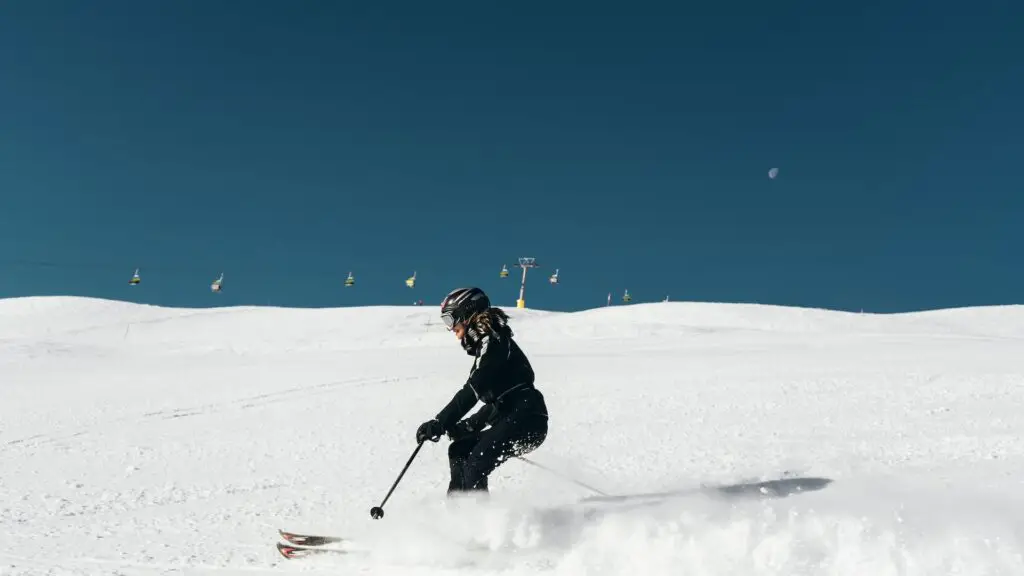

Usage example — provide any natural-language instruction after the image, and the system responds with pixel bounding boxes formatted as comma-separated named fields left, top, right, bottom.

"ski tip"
left=275, top=539, right=349, bottom=559
left=278, top=528, right=344, bottom=546
left=276, top=541, right=303, bottom=559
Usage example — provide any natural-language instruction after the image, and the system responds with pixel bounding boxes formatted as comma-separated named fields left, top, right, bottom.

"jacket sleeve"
left=434, top=382, right=478, bottom=431
left=465, top=332, right=511, bottom=403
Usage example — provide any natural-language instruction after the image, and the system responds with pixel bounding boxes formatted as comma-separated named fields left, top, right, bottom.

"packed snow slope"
left=3, top=296, right=1024, bottom=575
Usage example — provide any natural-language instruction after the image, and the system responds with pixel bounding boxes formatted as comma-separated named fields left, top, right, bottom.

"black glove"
left=416, top=419, right=445, bottom=444
left=447, top=419, right=477, bottom=442
left=466, top=405, right=497, bottom=431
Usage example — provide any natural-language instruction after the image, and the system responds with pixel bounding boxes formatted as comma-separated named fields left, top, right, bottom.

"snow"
left=3, top=295, right=1024, bottom=575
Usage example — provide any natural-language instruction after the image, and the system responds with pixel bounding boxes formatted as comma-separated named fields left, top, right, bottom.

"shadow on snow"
left=580, top=475, right=834, bottom=505
left=508, top=476, right=837, bottom=552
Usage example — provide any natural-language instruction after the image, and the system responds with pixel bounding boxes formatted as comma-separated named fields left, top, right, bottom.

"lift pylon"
left=514, top=257, right=538, bottom=309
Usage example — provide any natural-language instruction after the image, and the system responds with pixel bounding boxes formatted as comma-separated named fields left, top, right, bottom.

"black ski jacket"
left=434, top=309, right=545, bottom=433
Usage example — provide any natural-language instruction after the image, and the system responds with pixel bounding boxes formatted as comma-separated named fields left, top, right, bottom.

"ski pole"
left=370, top=440, right=425, bottom=519
left=516, top=456, right=609, bottom=496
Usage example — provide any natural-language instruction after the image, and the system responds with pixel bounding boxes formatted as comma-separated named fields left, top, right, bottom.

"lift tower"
left=515, top=257, right=538, bottom=309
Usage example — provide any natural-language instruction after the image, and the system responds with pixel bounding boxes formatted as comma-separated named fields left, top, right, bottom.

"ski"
left=276, top=529, right=351, bottom=560
left=276, top=541, right=349, bottom=559
left=278, top=528, right=345, bottom=547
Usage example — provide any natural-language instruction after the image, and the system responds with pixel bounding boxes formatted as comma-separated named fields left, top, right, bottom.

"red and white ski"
left=276, top=529, right=349, bottom=559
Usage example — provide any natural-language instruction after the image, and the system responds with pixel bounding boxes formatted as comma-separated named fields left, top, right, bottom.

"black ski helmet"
left=440, top=287, right=490, bottom=329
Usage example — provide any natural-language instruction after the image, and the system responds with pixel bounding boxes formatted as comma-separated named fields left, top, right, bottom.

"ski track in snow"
left=3, top=296, right=1024, bottom=574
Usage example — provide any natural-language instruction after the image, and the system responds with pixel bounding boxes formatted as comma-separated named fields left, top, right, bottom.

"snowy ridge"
left=2, top=296, right=1024, bottom=574
left=4, top=295, right=1023, bottom=345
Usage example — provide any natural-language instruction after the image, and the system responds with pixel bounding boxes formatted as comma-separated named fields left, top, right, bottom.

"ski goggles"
left=441, top=312, right=457, bottom=330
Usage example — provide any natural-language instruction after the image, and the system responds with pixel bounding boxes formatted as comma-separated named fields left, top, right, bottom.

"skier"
left=415, top=287, right=549, bottom=495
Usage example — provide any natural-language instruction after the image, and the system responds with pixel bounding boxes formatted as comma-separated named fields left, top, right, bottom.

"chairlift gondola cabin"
left=549, top=268, right=559, bottom=285
left=406, top=271, right=416, bottom=288
left=344, top=271, right=355, bottom=288
left=499, top=264, right=509, bottom=279
left=211, top=273, right=224, bottom=293
left=622, top=289, right=632, bottom=303
left=129, top=268, right=141, bottom=286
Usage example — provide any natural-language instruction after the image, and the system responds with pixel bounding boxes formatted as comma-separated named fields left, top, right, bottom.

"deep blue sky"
left=1, top=1, right=1021, bottom=313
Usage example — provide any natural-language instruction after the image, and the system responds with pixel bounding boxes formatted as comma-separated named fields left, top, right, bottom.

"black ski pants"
left=447, top=410, right=547, bottom=494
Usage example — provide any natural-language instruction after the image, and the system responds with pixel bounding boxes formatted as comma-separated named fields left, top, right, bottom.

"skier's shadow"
left=517, top=476, right=834, bottom=553
left=580, top=475, right=834, bottom=505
